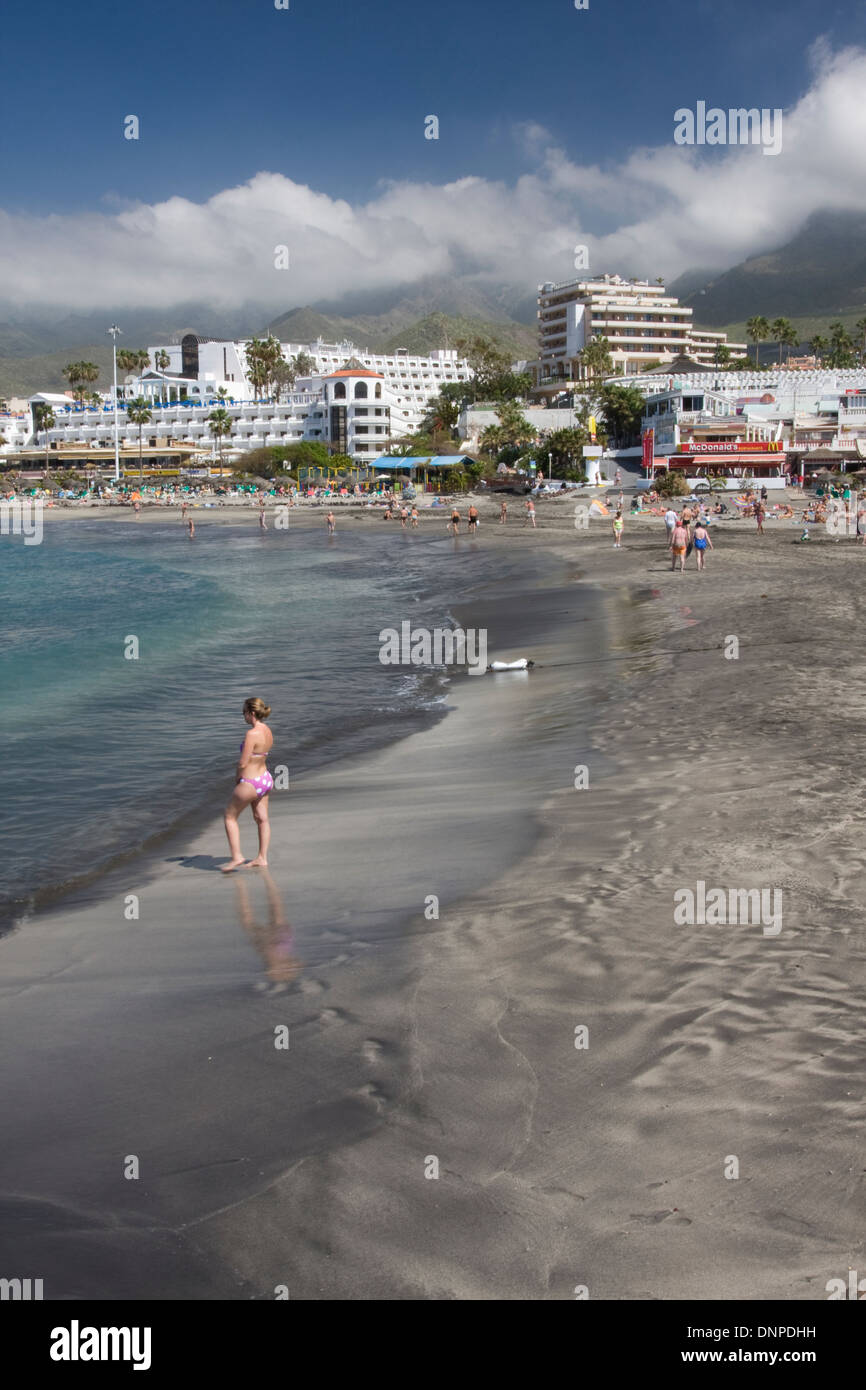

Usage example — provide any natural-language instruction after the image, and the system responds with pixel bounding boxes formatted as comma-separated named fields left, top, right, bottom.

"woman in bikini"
left=669, top=516, right=689, bottom=573
left=692, top=519, right=713, bottom=571
left=222, top=697, right=275, bottom=872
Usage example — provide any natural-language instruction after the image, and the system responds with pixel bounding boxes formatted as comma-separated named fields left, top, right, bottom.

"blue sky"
left=3, top=0, right=866, bottom=309
left=1, top=0, right=858, bottom=215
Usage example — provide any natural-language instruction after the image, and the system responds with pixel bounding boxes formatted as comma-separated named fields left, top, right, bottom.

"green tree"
left=245, top=337, right=268, bottom=398
left=292, top=351, right=316, bottom=378
left=208, top=406, right=233, bottom=477
left=479, top=400, right=535, bottom=461
left=828, top=321, right=854, bottom=366
left=578, top=336, right=613, bottom=380
left=712, top=343, right=732, bottom=367
left=855, top=318, right=866, bottom=363
left=811, top=334, right=828, bottom=364
left=272, top=357, right=298, bottom=402
left=33, top=402, right=56, bottom=478
left=62, top=360, right=100, bottom=403
left=541, top=426, right=589, bottom=477
left=771, top=318, right=798, bottom=363
left=598, top=383, right=645, bottom=447
left=126, top=397, right=153, bottom=485
left=653, top=469, right=690, bottom=498
left=745, top=316, right=770, bottom=366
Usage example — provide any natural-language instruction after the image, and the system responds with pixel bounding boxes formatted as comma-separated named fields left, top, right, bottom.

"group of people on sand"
left=382, top=503, right=419, bottom=527
left=664, top=504, right=714, bottom=573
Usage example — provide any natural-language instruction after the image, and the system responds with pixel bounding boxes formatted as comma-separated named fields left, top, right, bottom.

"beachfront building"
left=535, top=274, right=746, bottom=386
left=637, top=362, right=866, bottom=480
left=129, top=334, right=471, bottom=438
left=5, top=339, right=472, bottom=467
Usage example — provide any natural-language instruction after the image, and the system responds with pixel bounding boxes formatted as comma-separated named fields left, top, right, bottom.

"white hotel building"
left=9, top=336, right=472, bottom=465
left=536, top=274, right=746, bottom=382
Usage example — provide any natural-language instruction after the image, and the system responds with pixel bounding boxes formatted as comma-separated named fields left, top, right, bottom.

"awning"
left=665, top=454, right=787, bottom=468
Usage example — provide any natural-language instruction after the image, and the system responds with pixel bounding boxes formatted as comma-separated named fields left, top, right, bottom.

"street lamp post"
left=108, top=324, right=122, bottom=482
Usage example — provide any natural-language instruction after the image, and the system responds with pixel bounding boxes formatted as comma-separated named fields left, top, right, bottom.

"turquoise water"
left=1, top=518, right=498, bottom=926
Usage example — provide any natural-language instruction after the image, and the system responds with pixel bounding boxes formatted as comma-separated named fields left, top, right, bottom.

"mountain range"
left=671, top=209, right=866, bottom=344
left=4, top=211, right=866, bottom=398
left=0, top=277, right=537, bottom=399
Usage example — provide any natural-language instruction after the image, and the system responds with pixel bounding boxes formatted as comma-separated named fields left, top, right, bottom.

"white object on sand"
left=489, top=658, right=532, bottom=671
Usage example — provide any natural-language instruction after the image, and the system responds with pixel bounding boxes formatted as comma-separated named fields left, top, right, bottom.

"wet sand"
left=1, top=513, right=864, bottom=1299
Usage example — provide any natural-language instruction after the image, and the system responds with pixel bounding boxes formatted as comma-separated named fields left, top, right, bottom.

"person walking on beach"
left=500, top=499, right=508, bottom=524
left=664, top=505, right=677, bottom=546
left=410, top=505, right=419, bottom=528
left=326, top=510, right=336, bottom=535
left=468, top=502, right=479, bottom=536
left=755, top=499, right=765, bottom=535
left=612, top=509, right=624, bottom=548
left=187, top=517, right=195, bottom=539
left=525, top=498, right=536, bottom=528
left=181, top=499, right=188, bottom=522
left=222, top=697, right=275, bottom=872
left=450, top=506, right=460, bottom=535
left=259, top=502, right=267, bottom=532
left=692, top=519, right=713, bottom=570
left=400, top=505, right=408, bottom=529
left=669, top=516, right=689, bottom=573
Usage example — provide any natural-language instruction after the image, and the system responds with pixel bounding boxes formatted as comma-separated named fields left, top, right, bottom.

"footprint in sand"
left=356, top=1082, right=386, bottom=1112
left=298, top=977, right=327, bottom=995
left=361, top=1038, right=385, bottom=1063
left=319, top=1007, right=345, bottom=1025
left=629, top=1209, right=692, bottom=1226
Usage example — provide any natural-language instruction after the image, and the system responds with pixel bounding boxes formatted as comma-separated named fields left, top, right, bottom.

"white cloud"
left=3, top=44, right=866, bottom=311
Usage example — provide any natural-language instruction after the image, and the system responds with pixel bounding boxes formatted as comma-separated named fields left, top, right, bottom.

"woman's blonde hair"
left=244, top=696, right=272, bottom=721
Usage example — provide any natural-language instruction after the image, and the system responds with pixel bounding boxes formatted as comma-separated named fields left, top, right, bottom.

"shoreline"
left=2, top=519, right=864, bottom=1298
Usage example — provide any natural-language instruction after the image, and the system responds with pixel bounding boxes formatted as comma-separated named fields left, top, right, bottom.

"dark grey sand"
left=1, top=502, right=864, bottom=1299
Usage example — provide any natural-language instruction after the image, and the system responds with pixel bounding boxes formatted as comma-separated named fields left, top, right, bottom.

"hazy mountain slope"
left=672, top=210, right=866, bottom=325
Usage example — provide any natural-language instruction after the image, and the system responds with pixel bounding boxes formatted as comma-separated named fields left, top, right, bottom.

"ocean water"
left=0, top=517, right=553, bottom=928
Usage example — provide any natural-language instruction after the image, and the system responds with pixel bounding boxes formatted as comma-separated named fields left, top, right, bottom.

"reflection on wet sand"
left=233, top=869, right=302, bottom=987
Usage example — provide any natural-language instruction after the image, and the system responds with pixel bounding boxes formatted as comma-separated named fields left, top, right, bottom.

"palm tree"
left=208, top=407, right=232, bottom=477
left=153, top=349, right=171, bottom=405
left=745, top=317, right=770, bottom=366
left=781, top=321, right=799, bottom=362
left=62, top=360, right=100, bottom=403
left=292, top=350, right=316, bottom=378
left=32, top=402, right=56, bottom=479
left=713, top=343, right=731, bottom=367
left=273, top=357, right=297, bottom=401
left=771, top=317, right=797, bottom=364
left=126, top=397, right=153, bottom=485
left=828, top=322, right=853, bottom=365
left=855, top=318, right=866, bottom=364
left=579, top=336, right=613, bottom=380
left=811, top=334, right=828, bottom=365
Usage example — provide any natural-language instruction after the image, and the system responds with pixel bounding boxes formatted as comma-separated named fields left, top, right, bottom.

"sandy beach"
left=1, top=501, right=864, bottom=1300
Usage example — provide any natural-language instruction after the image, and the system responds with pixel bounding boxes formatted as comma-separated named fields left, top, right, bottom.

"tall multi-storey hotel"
left=536, top=274, right=746, bottom=382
